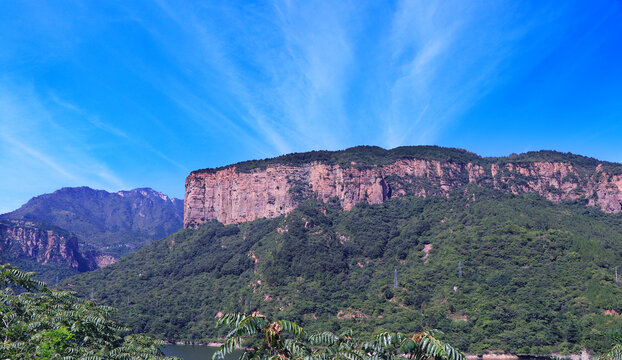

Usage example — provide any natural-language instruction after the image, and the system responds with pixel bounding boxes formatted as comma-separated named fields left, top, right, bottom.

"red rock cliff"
left=0, top=219, right=116, bottom=271
left=0, top=220, right=84, bottom=269
left=184, top=158, right=622, bottom=227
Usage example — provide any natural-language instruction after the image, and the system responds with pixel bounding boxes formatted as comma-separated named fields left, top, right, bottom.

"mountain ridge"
left=184, top=146, right=622, bottom=227
left=2, top=186, right=184, bottom=258
left=191, top=146, right=622, bottom=175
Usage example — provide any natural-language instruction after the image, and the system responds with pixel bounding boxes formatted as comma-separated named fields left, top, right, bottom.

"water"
left=160, top=345, right=554, bottom=360
left=160, top=345, right=241, bottom=360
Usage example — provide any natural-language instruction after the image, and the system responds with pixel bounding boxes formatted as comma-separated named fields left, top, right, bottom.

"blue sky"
left=1, top=0, right=621, bottom=213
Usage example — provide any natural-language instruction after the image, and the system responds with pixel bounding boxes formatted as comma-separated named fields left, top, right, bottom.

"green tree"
left=0, top=264, right=178, bottom=359
left=600, top=330, right=622, bottom=360
left=600, top=345, right=622, bottom=360
left=213, top=312, right=465, bottom=360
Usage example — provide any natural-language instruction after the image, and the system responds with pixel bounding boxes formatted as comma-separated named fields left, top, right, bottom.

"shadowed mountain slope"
left=2, top=187, right=184, bottom=258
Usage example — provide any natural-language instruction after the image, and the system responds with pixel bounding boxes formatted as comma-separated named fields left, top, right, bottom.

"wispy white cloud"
left=123, top=0, right=360, bottom=154
left=1, top=134, right=80, bottom=182
left=123, top=0, right=562, bottom=154
left=49, top=94, right=85, bottom=114
left=160, top=1, right=306, bottom=154
left=266, top=0, right=356, bottom=150
left=0, top=81, right=130, bottom=211
left=379, top=0, right=561, bottom=147
left=1, top=0, right=599, bottom=214
left=50, top=93, right=189, bottom=171
left=120, top=2, right=285, bottom=156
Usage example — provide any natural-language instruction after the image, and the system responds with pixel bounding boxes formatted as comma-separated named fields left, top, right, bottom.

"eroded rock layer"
left=0, top=220, right=91, bottom=270
left=185, top=152, right=622, bottom=227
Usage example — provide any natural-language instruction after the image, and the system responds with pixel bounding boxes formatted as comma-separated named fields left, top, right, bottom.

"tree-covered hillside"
left=63, top=187, right=622, bottom=355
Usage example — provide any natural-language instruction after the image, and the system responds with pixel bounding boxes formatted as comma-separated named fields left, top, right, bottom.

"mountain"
left=185, top=146, right=622, bottom=226
left=64, top=147, right=622, bottom=355
left=2, top=187, right=184, bottom=258
left=1, top=187, right=183, bottom=282
left=64, top=188, right=622, bottom=355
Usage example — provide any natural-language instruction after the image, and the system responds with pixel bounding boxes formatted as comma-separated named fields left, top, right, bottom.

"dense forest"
left=63, top=186, right=622, bottom=355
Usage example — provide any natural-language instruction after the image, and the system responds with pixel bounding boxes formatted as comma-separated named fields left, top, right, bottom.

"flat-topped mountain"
left=185, top=146, right=622, bottom=226
left=64, top=147, right=622, bottom=354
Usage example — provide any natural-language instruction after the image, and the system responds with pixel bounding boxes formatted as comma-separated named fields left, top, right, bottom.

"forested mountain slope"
left=64, top=186, right=622, bottom=355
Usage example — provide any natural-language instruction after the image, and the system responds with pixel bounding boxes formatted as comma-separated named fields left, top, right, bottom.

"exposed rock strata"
left=0, top=220, right=119, bottom=271
left=92, top=254, right=117, bottom=268
left=185, top=158, right=622, bottom=227
left=0, top=220, right=93, bottom=270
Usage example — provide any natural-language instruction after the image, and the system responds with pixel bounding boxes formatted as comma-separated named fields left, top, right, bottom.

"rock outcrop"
left=0, top=220, right=95, bottom=271
left=184, top=147, right=622, bottom=227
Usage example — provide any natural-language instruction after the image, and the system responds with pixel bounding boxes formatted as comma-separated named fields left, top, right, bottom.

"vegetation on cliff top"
left=63, top=187, right=622, bottom=355
left=191, top=145, right=622, bottom=174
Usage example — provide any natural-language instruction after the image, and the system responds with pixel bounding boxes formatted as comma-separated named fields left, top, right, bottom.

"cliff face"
left=0, top=220, right=95, bottom=271
left=185, top=152, right=622, bottom=227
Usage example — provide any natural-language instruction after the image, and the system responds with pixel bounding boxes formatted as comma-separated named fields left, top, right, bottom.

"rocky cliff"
left=0, top=220, right=95, bottom=271
left=185, top=146, right=622, bottom=227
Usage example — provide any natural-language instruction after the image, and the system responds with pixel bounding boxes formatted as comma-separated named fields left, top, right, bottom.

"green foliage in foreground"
left=601, top=344, right=622, bottom=360
left=0, top=264, right=178, bottom=359
left=214, top=312, right=465, bottom=360
left=64, top=187, right=622, bottom=355
left=599, top=330, right=622, bottom=360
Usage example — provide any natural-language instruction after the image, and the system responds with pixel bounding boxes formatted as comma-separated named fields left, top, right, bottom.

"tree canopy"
left=0, top=264, right=178, bottom=360
left=213, top=312, right=465, bottom=360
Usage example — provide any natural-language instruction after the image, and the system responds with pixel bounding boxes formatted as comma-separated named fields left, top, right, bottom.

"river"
left=160, top=345, right=557, bottom=360
left=160, top=345, right=241, bottom=360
